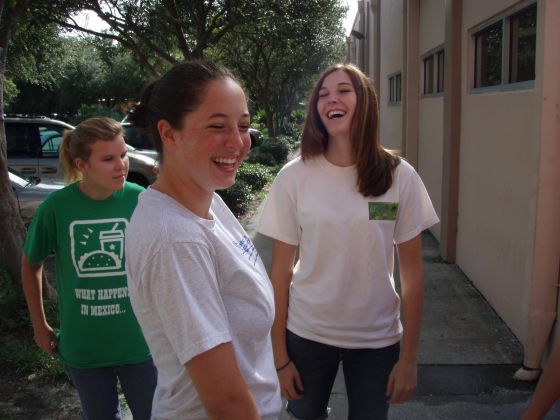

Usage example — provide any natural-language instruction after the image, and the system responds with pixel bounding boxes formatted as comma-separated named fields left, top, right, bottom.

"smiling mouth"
left=327, top=110, right=346, bottom=119
left=212, top=157, right=237, bottom=165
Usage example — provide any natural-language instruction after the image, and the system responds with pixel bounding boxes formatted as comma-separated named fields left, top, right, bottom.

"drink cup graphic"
left=100, top=223, right=125, bottom=260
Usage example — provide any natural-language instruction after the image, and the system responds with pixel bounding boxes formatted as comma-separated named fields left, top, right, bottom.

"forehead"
left=320, top=69, right=353, bottom=89
left=195, top=78, right=248, bottom=114
left=89, top=137, right=126, bottom=153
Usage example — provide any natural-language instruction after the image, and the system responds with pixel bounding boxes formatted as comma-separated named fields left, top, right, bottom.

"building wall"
left=417, top=0, right=445, bottom=241
left=457, top=0, right=539, bottom=338
left=379, top=0, right=404, bottom=152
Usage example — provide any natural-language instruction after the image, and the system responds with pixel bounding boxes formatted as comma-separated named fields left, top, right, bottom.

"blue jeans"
left=286, top=330, right=400, bottom=420
left=65, top=358, right=157, bottom=420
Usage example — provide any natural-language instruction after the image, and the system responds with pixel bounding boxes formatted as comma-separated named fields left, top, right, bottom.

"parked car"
left=121, top=120, right=264, bottom=150
left=9, top=167, right=64, bottom=225
left=5, top=117, right=159, bottom=187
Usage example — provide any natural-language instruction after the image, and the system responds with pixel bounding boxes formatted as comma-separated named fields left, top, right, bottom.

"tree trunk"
left=265, top=108, right=276, bottom=139
left=0, top=0, right=28, bottom=287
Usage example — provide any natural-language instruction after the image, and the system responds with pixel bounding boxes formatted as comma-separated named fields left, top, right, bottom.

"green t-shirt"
left=24, top=182, right=151, bottom=368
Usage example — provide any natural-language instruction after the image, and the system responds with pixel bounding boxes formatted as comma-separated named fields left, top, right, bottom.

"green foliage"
left=215, top=0, right=346, bottom=137
left=71, top=104, right=125, bottom=125
left=236, top=163, right=273, bottom=191
left=8, top=37, right=152, bottom=118
left=260, top=136, right=292, bottom=162
left=216, top=181, right=255, bottom=217
left=0, top=341, right=67, bottom=380
left=0, top=264, right=29, bottom=332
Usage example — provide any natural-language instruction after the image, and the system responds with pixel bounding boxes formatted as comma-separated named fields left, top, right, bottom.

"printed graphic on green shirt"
left=70, top=218, right=128, bottom=278
left=368, top=202, right=399, bottom=220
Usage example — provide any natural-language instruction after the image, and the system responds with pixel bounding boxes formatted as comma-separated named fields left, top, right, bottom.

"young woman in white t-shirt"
left=258, top=63, right=439, bottom=419
left=124, top=60, right=281, bottom=420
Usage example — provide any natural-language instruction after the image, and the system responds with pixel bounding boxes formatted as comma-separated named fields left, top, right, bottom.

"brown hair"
left=301, top=63, right=400, bottom=197
left=60, top=117, right=123, bottom=183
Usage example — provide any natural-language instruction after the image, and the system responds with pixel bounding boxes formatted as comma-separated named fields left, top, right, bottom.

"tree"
left=0, top=0, right=82, bottom=290
left=214, top=0, right=346, bottom=137
left=9, top=37, right=152, bottom=119
left=44, top=0, right=263, bottom=77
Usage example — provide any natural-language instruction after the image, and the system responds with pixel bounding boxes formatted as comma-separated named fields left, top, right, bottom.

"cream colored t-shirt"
left=258, top=155, right=439, bottom=349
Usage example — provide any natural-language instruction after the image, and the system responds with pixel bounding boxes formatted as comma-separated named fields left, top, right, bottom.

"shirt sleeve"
left=393, top=162, right=440, bottom=244
left=140, top=241, right=232, bottom=365
left=257, top=168, right=300, bottom=246
left=23, top=197, right=58, bottom=264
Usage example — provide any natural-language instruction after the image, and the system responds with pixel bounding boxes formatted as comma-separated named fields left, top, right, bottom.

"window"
left=472, top=2, right=536, bottom=90
left=389, top=72, right=401, bottom=104
left=39, top=126, right=64, bottom=158
left=5, top=124, right=41, bottom=158
left=423, top=55, right=434, bottom=94
left=422, top=48, right=444, bottom=95
left=509, top=4, right=536, bottom=83
left=436, top=50, right=445, bottom=92
left=474, top=21, right=503, bottom=88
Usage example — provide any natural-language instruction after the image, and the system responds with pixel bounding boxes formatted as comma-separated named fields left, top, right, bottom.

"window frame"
left=469, top=0, right=537, bottom=94
left=388, top=71, right=402, bottom=105
left=421, top=45, right=445, bottom=98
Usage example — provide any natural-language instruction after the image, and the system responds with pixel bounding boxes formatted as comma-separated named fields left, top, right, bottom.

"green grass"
left=0, top=340, right=68, bottom=381
left=0, top=262, right=66, bottom=382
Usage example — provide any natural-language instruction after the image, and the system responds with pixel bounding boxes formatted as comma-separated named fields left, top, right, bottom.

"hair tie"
left=275, top=359, right=292, bottom=372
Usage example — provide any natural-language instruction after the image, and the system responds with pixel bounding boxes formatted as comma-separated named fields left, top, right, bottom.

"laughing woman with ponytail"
left=21, top=117, right=156, bottom=420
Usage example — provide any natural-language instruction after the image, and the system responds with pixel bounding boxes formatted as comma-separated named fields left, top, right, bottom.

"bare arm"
left=387, top=234, right=424, bottom=403
left=21, top=254, right=57, bottom=355
left=522, top=342, right=560, bottom=420
left=269, top=239, right=303, bottom=400
left=186, top=342, right=259, bottom=419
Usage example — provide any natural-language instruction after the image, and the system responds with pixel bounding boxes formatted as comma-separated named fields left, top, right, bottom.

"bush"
left=216, top=181, right=255, bottom=217
left=245, top=149, right=277, bottom=166
left=236, top=163, right=273, bottom=191
left=260, top=136, right=292, bottom=162
left=0, top=341, right=67, bottom=380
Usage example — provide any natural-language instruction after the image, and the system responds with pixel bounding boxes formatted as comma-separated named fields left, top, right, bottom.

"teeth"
left=328, top=110, right=345, bottom=119
left=213, top=157, right=236, bottom=164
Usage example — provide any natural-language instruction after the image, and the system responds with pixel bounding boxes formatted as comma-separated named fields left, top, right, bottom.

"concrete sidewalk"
left=246, top=209, right=560, bottom=419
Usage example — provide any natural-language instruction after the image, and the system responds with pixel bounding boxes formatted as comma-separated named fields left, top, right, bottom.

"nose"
left=116, top=156, right=128, bottom=171
left=327, top=94, right=338, bottom=104
left=225, top=127, right=246, bottom=149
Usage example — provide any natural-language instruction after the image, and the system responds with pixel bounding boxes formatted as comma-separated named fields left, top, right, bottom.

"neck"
left=325, top=134, right=355, bottom=167
left=152, top=170, right=213, bottom=219
left=78, top=179, right=114, bottom=200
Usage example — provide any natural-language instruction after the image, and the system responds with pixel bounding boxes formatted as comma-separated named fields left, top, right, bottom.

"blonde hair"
left=60, top=117, right=124, bottom=183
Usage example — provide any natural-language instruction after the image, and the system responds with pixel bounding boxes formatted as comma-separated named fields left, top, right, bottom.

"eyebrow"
left=319, top=82, right=353, bottom=90
left=207, top=112, right=250, bottom=118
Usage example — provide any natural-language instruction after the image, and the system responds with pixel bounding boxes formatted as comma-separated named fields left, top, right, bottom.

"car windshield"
left=9, top=167, right=39, bottom=187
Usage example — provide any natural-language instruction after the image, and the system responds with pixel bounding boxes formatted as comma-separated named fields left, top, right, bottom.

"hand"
left=277, top=361, right=304, bottom=400
left=33, top=324, right=58, bottom=356
left=386, top=359, right=417, bottom=404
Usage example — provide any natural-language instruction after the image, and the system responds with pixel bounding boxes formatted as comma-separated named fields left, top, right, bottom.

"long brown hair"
left=301, top=63, right=400, bottom=197
left=60, top=117, right=123, bottom=183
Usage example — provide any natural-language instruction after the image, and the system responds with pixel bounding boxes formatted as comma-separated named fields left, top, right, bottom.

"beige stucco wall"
left=418, top=0, right=445, bottom=53
left=417, top=0, right=445, bottom=241
left=379, top=0, right=404, bottom=152
left=456, top=0, right=539, bottom=339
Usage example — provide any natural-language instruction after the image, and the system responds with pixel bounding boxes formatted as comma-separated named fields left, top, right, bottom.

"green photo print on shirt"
left=70, top=218, right=128, bottom=277
left=368, top=202, right=398, bottom=220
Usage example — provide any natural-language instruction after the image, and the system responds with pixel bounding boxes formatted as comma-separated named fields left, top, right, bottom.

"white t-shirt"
left=125, top=189, right=281, bottom=420
left=258, top=155, right=439, bottom=349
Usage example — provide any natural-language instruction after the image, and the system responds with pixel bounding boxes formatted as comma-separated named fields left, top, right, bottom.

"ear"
left=157, top=119, right=178, bottom=148
left=74, top=158, right=87, bottom=172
